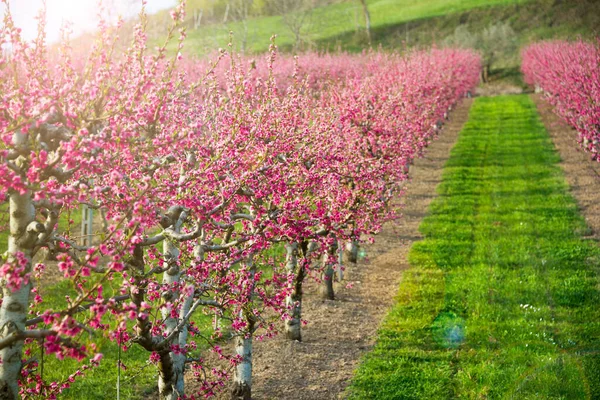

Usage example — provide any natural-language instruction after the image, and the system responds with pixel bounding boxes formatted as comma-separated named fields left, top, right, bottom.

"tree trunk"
left=80, top=204, right=94, bottom=246
left=223, top=3, right=230, bottom=23
left=158, top=210, right=187, bottom=400
left=337, top=240, right=344, bottom=281
left=482, top=64, right=490, bottom=83
left=231, top=332, right=253, bottom=400
left=322, top=263, right=335, bottom=300
left=359, top=0, right=371, bottom=44
left=294, top=31, right=302, bottom=51
left=156, top=289, right=194, bottom=399
left=0, top=191, right=35, bottom=399
left=232, top=257, right=256, bottom=399
left=284, top=242, right=303, bottom=341
left=346, top=239, right=359, bottom=263
left=321, top=241, right=337, bottom=300
left=167, top=287, right=195, bottom=399
left=241, top=19, right=249, bottom=53
left=193, top=8, right=203, bottom=29
left=157, top=348, right=179, bottom=400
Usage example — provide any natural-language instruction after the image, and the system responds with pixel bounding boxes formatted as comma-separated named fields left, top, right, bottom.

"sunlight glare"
left=0, top=0, right=176, bottom=42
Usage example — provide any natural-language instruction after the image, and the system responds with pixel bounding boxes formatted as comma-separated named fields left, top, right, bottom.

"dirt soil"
left=532, top=94, right=600, bottom=236
left=193, top=99, right=473, bottom=400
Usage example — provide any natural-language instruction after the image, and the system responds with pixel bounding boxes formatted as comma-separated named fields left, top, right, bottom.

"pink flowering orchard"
left=522, top=40, right=600, bottom=158
left=0, top=1, right=480, bottom=399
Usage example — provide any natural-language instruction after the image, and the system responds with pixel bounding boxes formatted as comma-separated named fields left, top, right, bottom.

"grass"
left=38, top=279, right=158, bottom=399
left=348, top=95, right=600, bottom=399
left=35, top=244, right=286, bottom=399
left=0, top=207, right=153, bottom=399
left=37, top=276, right=215, bottom=399
left=0, top=198, right=286, bottom=398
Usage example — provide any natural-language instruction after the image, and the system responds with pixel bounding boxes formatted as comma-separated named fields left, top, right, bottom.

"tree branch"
left=25, top=294, right=131, bottom=327
left=157, top=297, right=221, bottom=350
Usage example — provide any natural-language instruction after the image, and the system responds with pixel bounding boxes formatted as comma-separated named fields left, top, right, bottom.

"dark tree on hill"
left=358, top=0, right=371, bottom=44
left=443, top=21, right=516, bottom=83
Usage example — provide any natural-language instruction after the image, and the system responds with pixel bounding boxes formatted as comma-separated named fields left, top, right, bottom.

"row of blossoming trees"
left=0, top=2, right=480, bottom=399
left=522, top=39, right=600, bottom=159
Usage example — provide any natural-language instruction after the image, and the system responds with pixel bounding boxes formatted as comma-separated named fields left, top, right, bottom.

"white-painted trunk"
left=346, top=239, right=359, bottom=263
left=284, top=243, right=302, bottom=341
left=359, top=0, right=371, bottom=43
left=0, top=192, right=35, bottom=399
left=231, top=334, right=253, bottom=400
left=162, top=232, right=181, bottom=331
left=158, top=218, right=185, bottom=400
left=321, top=242, right=337, bottom=300
left=172, top=286, right=194, bottom=397
left=337, top=240, right=344, bottom=281
left=193, top=8, right=203, bottom=29
left=232, top=256, right=255, bottom=400
left=80, top=204, right=94, bottom=246
left=157, top=166, right=197, bottom=399
left=158, top=364, right=178, bottom=400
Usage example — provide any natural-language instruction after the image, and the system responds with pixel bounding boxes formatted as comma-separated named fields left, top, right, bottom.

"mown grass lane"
left=349, top=95, right=600, bottom=399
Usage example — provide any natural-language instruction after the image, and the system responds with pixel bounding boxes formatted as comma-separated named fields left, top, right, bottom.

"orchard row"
left=522, top=40, right=600, bottom=159
left=0, top=4, right=480, bottom=399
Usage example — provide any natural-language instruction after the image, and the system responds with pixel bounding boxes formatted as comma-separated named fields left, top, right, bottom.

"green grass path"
left=349, top=95, right=600, bottom=399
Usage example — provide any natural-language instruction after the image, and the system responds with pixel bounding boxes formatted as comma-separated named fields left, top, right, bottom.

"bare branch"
left=163, top=219, right=204, bottom=242
left=51, top=235, right=90, bottom=252
left=204, top=237, right=251, bottom=252
left=230, top=213, right=254, bottom=222
left=0, top=329, right=57, bottom=350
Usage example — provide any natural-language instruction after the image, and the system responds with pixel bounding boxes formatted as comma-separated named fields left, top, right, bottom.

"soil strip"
left=532, top=94, right=600, bottom=237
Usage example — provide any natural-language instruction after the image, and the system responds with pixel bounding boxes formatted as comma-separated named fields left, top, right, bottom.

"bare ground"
left=195, top=98, right=474, bottom=400
left=532, top=94, right=600, bottom=236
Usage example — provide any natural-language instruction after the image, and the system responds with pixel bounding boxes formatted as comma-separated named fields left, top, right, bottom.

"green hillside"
left=172, top=0, right=598, bottom=57
left=175, top=0, right=528, bottom=54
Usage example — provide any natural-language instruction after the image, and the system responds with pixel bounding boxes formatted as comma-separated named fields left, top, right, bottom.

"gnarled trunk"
left=0, top=192, right=35, bottom=399
left=157, top=208, right=190, bottom=400
left=157, top=348, right=179, bottom=400
left=157, top=287, right=195, bottom=400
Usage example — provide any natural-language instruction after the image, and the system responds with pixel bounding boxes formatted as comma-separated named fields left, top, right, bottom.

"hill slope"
left=171, top=0, right=597, bottom=57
